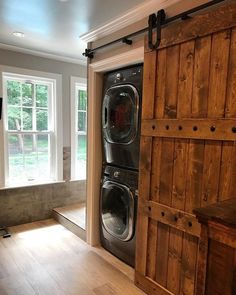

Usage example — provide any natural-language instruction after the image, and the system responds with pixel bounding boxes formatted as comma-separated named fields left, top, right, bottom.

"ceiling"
left=0, top=0, right=146, bottom=65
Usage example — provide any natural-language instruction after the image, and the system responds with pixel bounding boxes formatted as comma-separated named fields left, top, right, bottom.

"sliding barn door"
left=135, top=2, right=236, bottom=295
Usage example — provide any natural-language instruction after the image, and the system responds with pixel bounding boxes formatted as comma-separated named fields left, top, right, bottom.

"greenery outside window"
left=71, top=77, right=87, bottom=180
left=1, top=70, right=62, bottom=187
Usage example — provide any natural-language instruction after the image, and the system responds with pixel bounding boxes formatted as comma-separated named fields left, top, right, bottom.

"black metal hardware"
left=148, top=9, right=166, bottom=50
left=82, top=0, right=225, bottom=58
left=0, top=97, right=2, bottom=120
left=232, top=127, right=236, bottom=133
left=210, top=126, right=216, bottom=132
left=82, top=48, right=94, bottom=59
left=122, top=38, right=132, bottom=45
left=0, top=226, right=11, bottom=238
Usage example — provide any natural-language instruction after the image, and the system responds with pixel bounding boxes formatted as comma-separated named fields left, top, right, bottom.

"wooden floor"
left=54, top=203, right=86, bottom=229
left=0, top=219, right=145, bottom=295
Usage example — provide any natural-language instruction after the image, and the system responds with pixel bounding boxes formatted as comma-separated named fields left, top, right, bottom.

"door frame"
left=86, top=46, right=144, bottom=245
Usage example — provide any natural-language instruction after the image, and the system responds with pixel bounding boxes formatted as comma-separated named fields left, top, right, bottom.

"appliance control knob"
left=116, top=73, right=123, bottom=81
left=114, top=171, right=120, bottom=178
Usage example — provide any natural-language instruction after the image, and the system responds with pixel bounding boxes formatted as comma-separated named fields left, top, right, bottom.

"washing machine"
left=100, top=165, right=138, bottom=267
left=102, top=64, right=143, bottom=170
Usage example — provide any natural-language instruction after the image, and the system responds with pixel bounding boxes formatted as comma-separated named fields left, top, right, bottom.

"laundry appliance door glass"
left=102, top=85, right=139, bottom=144
left=101, top=181, right=134, bottom=241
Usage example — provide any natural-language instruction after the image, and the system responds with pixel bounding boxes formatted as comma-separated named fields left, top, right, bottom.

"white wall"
left=0, top=48, right=87, bottom=146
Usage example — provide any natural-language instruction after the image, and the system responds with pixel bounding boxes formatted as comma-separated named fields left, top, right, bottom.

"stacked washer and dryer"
left=100, top=64, right=143, bottom=267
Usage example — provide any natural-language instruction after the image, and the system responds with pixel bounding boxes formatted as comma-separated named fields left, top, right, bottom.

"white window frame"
left=0, top=65, right=63, bottom=188
left=70, top=76, right=87, bottom=180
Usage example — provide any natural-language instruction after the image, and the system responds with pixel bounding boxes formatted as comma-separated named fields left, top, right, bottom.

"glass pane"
left=22, top=83, right=33, bottom=106
left=7, top=80, right=21, bottom=106
left=36, top=109, right=48, bottom=131
left=76, top=134, right=86, bottom=179
left=23, top=134, right=37, bottom=181
left=37, top=135, right=50, bottom=179
left=22, top=108, right=32, bottom=130
left=78, top=90, right=87, bottom=111
left=78, top=111, right=86, bottom=132
left=36, top=84, right=48, bottom=107
left=102, top=183, right=129, bottom=238
left=8, top=134, right=24, bottom=182
left=104, top=85, right=138, bottom=144
left=8, top=107, right=21, bottom=130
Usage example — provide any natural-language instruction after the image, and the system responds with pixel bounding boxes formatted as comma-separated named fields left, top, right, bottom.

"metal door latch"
left=148, top=9, right=166, bottom=50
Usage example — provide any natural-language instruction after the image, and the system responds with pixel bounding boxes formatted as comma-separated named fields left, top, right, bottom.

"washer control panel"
left=104, top=165, right=138, bottom=189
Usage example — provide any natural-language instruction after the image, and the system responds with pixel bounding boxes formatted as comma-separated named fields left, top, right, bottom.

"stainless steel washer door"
left=101, top=180, right=135, bottom=241
left=102, top=84, right=139, bottom=145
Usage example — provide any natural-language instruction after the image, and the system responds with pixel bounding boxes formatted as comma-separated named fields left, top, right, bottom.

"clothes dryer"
left=102, top=64, right=143, bottom=170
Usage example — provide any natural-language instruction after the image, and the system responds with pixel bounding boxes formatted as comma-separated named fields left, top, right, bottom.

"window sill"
left=0, top=180, right=66, bottom=191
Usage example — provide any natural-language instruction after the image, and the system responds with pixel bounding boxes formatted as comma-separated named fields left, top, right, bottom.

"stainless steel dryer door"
left=102, top=84, right=139, bottom=144
left=101, top=180, right=135, bottom=241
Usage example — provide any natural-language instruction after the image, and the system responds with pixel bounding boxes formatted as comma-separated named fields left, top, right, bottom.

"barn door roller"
left=82, top=0, right=225, bottom=58
left=148, top=10, right=166, bottom=50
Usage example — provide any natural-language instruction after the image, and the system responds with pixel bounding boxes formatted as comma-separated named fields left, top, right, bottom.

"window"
left=71, top=77, right=87, bottom=180
left=0, top=67, right=62, bottom=187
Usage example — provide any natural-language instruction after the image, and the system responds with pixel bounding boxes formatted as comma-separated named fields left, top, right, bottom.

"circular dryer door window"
left=101, top=181, right=134, bottom=241
left=102, top=85, right=139, bottom=144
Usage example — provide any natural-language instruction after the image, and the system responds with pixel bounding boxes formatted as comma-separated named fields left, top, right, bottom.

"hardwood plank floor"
left=0, top=219, right=145, bottom=295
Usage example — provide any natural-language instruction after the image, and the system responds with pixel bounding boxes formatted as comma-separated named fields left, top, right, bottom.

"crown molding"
left=0, top=43, right=87, bottom=66
left=80, top=0, right=180, bottom=43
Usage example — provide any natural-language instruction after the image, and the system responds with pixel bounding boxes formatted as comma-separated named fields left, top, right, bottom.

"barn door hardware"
left=0, top=226, right=11, bottom=238
left=82, top=0, right=225, bottom=58
left=148, top=10, right=166, bottom=50
left=0, top=97, right=2, bottom=120
left=142, top=118, right=236, bottom=141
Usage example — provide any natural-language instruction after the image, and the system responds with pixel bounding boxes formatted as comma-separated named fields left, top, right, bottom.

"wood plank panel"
left=136, top=50, right=157, bottom=277
left=139, top=200, right=201, bottom=238
left=156, top=45, right=180, bottom=289
left=142, top=118, right=236, bottom=141
left=205, top=240, right=235, bottom=295
left=201, top=30, right=231, bottom=206
left=182, top=36, right=211, bottom=295
left=180, top=233, right=198, bottom=295
left=136, top=4, right=236, bottom=295
left=167, top=40, right=194, bottom=295
left=146, top=48, right=167, bottom=279
left=145, top=2, right=236, bottom=52
left=219, top=28, right=236, bottom=201
left=135, top=272, right=174, bottom=295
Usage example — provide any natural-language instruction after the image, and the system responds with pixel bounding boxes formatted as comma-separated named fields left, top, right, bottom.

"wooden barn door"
left=135, top=2, right=236, bottom=295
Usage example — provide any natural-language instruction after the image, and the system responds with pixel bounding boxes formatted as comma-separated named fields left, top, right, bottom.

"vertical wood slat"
left=135, top=50, right=157, bottom=276
left=175, top=40, right=197, bottom=295
left=167, top=41, right=194, bottom=295
left=181, top=36, right=212, bottom=295
left=157, top=45, right=180, bottom=289
left=201, top=30, right=231, bottom=206
left=146, top=48, right=166, bottom=279
left=219, top=28, right=236, bottom=201
left=195, top=225, right=209, bottom=295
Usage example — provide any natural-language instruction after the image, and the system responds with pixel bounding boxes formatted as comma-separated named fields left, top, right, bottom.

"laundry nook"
left=0, top=1, right=236, bottom=295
